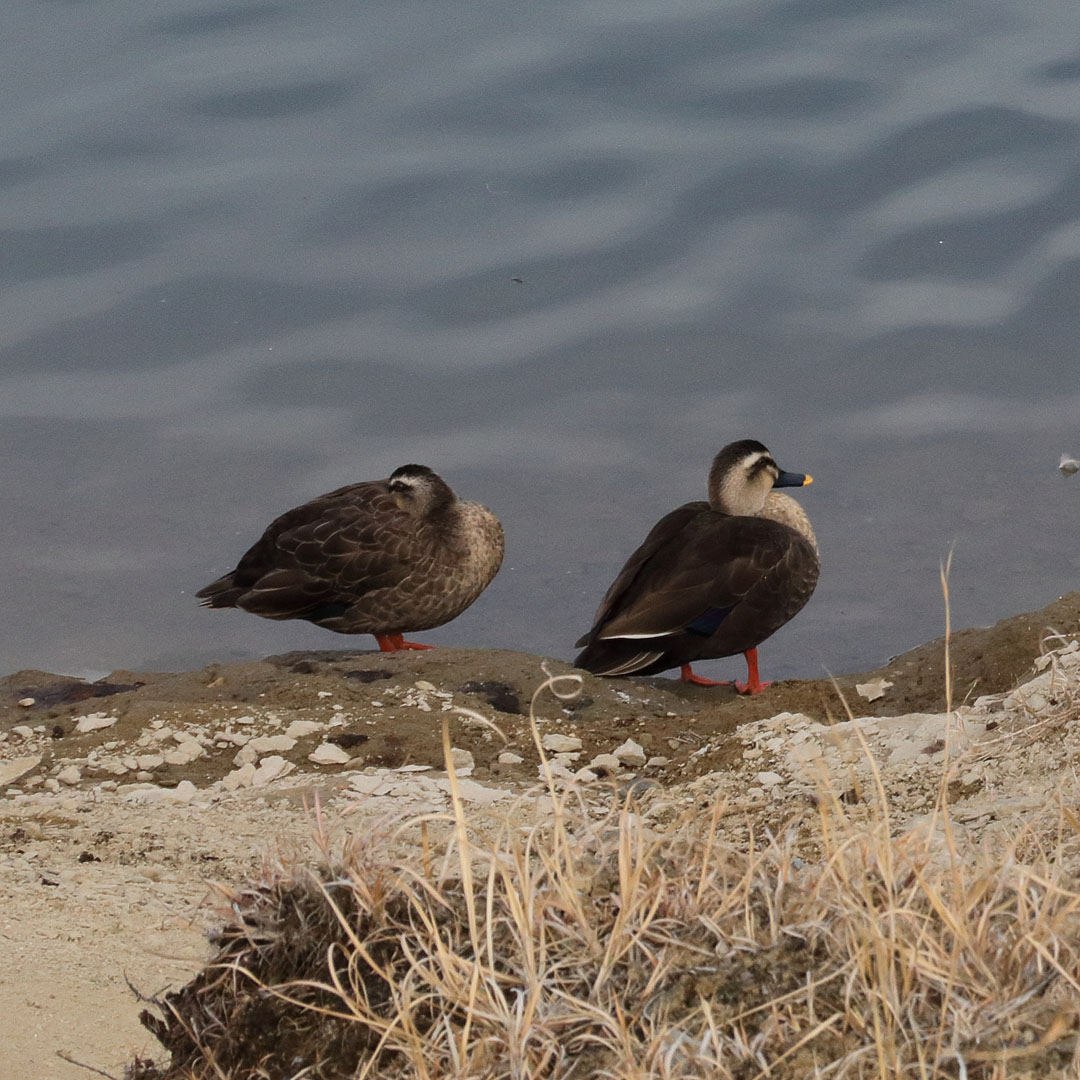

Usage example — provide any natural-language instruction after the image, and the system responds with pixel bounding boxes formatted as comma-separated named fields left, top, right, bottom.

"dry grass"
left=130, top=668, right=1080, bottom=1080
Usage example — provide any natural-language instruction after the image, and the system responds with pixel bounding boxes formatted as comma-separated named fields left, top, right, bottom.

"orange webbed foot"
left=375, top=633, right=435, bottom=652
left=679, top=664, right=733, bottom=687
left=734, top=649, right=771, bottom=694
left=734, top=678, right=772, bottom=695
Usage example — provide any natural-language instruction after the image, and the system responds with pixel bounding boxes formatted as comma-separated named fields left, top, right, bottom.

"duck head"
left=707, top=439, right=812, bottom=516
left=387, top=464, right=455, bottom=515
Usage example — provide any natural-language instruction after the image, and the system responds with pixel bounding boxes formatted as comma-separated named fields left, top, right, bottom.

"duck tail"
left=195, top=574, right=244, bottom=608
left=573, top=639, right=665, bottom=678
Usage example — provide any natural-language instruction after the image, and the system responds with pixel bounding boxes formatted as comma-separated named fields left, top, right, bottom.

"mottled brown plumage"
left=196, top=465, right=504, bottom=650
left=574, top=440, right=818, bottom=693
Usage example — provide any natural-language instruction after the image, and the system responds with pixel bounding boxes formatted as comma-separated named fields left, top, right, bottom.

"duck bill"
left=774, top=470, right=812, bottom=488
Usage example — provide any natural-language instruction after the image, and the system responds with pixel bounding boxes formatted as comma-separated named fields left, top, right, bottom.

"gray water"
left=3, top=0, right=1080, bottom=683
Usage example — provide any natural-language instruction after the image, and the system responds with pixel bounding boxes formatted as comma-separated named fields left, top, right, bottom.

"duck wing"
left=197, top=483, right=413, bottom=619
left=581, top=511, right=812, bottom=644
left=574, top=502, right=708, bottom=647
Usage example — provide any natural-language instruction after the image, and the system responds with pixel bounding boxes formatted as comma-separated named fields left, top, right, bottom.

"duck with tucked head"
left=196, top=464, right=504, bottom=651
left=573, top=440, right=818, bottom=694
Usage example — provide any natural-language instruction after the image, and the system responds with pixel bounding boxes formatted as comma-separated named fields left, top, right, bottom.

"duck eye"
left=388, top=480, right=409, bottom=493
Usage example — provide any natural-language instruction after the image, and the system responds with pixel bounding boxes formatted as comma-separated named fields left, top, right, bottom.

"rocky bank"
left=4, top=590, right=1080, bottom=1078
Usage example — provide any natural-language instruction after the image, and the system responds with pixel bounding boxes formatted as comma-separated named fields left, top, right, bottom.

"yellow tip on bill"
left=803, top=474, right=813, bottom=485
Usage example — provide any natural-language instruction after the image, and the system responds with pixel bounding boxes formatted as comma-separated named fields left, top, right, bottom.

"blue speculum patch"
left=686, top=605, right=734, bottom=636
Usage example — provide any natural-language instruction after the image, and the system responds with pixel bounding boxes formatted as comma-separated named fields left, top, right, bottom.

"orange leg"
left=680, top=664, right=732, bottom=687
left=734, top=649, right=771, bottom=695
left=375, top=633, right=435, bottom=652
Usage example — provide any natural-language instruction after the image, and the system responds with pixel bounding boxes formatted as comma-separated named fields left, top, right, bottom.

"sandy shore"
left=4, top=591, right=1080, bottom=1078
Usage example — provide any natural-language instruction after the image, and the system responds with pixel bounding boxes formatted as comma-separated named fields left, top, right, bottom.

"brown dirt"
left=3, top=591, right=1080, bottom=1078
left=7, top=591, right=1078, bottom=792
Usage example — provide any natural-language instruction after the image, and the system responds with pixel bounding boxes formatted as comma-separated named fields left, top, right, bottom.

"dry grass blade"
left=131, top=655, right=1080, bottom=1080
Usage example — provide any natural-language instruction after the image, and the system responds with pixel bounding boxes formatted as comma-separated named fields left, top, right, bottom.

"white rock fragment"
left=786, top=740, right=822, bottom=766
left=395, top=764, right=431, bottom=772
left=645, top=756, right=670, bottom=768
left=431, top=777, right=510, bottom=804
left=1059, top=453, right=1079, bottom=476
left=855, top=678, right=893, bottom=702
left=160, top=780, right=199, bottom=805
left=249, top=735, right=297, bottom=753
left=120, top=784, right=164, bottom=805
left=17, top=697, right=34, bottom=708
left=317, top=690, right=333, bottom=698
left=57, top=765, right=82, bottom=785
left=588, top=753, right=621, bottom=773
left=414, top=680, right=437, bottom=692
left=233, top=744, right=259, bottom=766
left=450, top=748, right=474, bottom=774
left=349, top=774, right=389, bottom=795
left=221, top=763, right=256, bottom=790
left=542, top=760, right=577, bottom=782
left=75, top=713, right=118, bottom=733
left=755, top=771, right=783, bottom=788
left=498, top=752, right=524, bottom=765
left=613, top=739, right=647, bottom=767
left=136, top=754, right=164, bottom=771
left=252, top=756, right=295, bottom=787
left=308, top=743, right=351, bottom=766
left=164, top=742, right=205, bottom=766
left=0, top=756, right=42, bottom=787
left=542, top=733, right=582, bottom=753
left=12, top=726, right=34, bottom=740
left=285, top=720, right=324, bottom=739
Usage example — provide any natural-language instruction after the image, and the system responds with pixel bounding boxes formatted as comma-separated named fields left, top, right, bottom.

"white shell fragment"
left=1059, top=454, right=1080, bottom=476
left=855, top=678, right=894, bottom=702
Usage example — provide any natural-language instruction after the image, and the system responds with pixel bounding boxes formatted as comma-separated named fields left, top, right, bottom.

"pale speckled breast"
left=346, top=500, right=504, bottom=634
left=759, top=492, right=817, bottom=554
